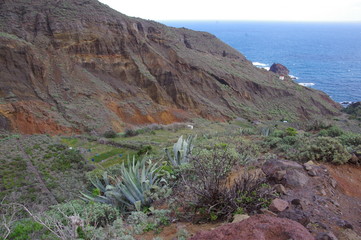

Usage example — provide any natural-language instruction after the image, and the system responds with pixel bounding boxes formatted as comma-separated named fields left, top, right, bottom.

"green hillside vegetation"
left=342, top=102, right=361, bottom=121
left=1, top=117, right=361, bottom=239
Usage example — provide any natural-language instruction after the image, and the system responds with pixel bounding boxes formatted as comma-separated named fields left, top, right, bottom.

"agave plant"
left=81, top=156, right=164, bottom=211
left=260, top=127, right=270, bottom=137
left=165, top=135, right=196, bottom=167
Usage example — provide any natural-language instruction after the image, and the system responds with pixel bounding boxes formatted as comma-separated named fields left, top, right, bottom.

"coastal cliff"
left=0, top=0, right=341, bottom=134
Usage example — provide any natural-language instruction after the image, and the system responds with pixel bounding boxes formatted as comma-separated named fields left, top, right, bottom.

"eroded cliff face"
left=0, top=0, right=341, bottom=134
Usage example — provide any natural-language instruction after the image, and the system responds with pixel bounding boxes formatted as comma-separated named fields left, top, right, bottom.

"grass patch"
left=91, top=148, right=123, bottom=162
left=60, top=137, right=79, bottom=147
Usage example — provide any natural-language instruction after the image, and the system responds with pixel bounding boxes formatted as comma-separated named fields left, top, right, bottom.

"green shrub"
left=338, top=133, right=361, bottom=147
left=177, top=228, right=189, bottom=240
left=306, top=120, right=331, bottom=131
left=124, top=129, right=139, bottom=137
left=319, top=126, right=344, bottom=137
left=137, top=145, right=152, bottom=156
left=47, top=199, right=119, bottom=227
left=80, top=218, right=134, bottom=240
left=285, top=127, right=298, bottom=136
left=342, top=102, right=361, bottom=120
left=51, top=149, right=85, bottom=171
left=103, top=130, right=117, bottom=138
left=127, top=211, right=148, bottom=234
left=7, top=219, right=47, bottom=240
left=296, top=137, right=351, bottom=164
left=48, top=144, right=67, bottom=152
left=270, top=129, right=285, bottom=138
left=282, top=135, right=299, bottom=145
left=239, top=127, right=256, bottom=136
left=125, top=209, right=171, bottom=235
left=264, top=137, right=282, bottom=149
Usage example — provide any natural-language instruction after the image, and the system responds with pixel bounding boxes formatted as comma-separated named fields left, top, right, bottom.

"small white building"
left=279, top=76, right=285, bottom=80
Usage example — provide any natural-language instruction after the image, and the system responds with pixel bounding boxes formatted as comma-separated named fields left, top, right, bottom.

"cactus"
left=165, top=135, right=195, bottom=167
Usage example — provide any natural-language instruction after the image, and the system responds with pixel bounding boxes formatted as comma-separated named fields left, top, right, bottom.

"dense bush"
left=136, top=145, right=152, bottom=156
left=264, top=135, right=301, bottom=150
left=239, top=127, right=256, bottom=136
left=103, top=130, right=118, bottom=138
left=318, top=126, right=344, bottom=137
left=284, top=127, right=298, bottom=136
left=306, top=120, right=331, bottom=131
left=283, top=135, right=299, bottom=145
left=264, top=136, right=282, bottom=149
left=338, top=133, right=361, bottom=147
left=51, top=149, right=85, bottom=171
left=182, top=146, right=275, bottom=221
left=7, top=219, right=48, bottom=240
left=296, top=137, right=351, bottom=164
left=124, top=129, right=139, bottom=137
left=270, top=129, right=285, bottom=138
left=47, top=199, right=119, bottom=227
left=342, top=102, right=361, bottom=120
left=47, top=143, right=67, bottom=152
left=268, top=127, right=297, bottom=139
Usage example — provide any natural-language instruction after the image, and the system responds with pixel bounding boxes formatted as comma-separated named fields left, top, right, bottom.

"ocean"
left=161, top=21, right=361, bottom=103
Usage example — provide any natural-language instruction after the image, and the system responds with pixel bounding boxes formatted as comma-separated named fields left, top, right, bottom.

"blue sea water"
left=161, top=21, right=361, bottom=103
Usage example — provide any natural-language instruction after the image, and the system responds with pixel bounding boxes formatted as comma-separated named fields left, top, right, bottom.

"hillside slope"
left=0, top=0, right=340, bottom=134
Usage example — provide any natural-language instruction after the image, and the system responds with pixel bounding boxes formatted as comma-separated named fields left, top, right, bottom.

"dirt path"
left=17, top=139, right=58, bottom=206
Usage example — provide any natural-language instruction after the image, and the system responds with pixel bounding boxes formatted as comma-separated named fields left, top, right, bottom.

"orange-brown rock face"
left=0, top=0, right=341, bottom=134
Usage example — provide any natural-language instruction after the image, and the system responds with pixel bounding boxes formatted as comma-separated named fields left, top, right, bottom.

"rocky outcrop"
left=270, top=63, right=290, bottom=76
left=0, top=0, right=341, bottom=134
left=262, top=159, right=361, bottom=238
left=190, top=214, right=315, bottom=240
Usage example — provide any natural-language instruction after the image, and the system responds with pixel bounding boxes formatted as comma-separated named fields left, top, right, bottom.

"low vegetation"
left=1, top=116, right=361, bottom=239
left=180, top=145, right=276, bottom=222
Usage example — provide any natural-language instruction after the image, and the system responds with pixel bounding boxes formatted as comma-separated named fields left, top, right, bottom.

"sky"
left=98, top=0, right=361, bottom=22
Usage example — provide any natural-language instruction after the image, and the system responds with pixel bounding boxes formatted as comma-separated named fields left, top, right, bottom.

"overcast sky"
left=98, top=0, right=361, bottom=22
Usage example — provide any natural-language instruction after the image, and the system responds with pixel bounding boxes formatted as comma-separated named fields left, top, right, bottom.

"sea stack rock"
left=270, top=63, right=290, bottom=76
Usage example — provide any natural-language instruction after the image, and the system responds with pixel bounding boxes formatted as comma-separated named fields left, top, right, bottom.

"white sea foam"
left=298, top=83, right=315, bottom=87
left=263, top=67, right=270, bottom=71
left=289, top=75, right=299, bottom=80
left=340, top=101, right=355, bottom=106
left=252, top=62, right=268, bottom=67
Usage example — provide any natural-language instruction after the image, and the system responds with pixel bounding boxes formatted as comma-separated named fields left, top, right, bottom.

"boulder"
left=316, top=232, right=338, bottom=240
left=278, top=209, right=310, bottom=226
left=269, top=63, right=290, bottom=76
left=307, top=169, right=318, bottom=177
left=273, top=170, right=287, bottom=181
left=232, top=214, right=250, bottom=223
left=336, top=219, right=353, bottom=229
left=269, top=198, right=289, bottom=213
left=190, top=214, right=315, bottom=240
left=274, top=184, right=287, bottom=195
left=338, top=229, right=361, bottom=240
left=284, top=169, right=309, bottom=188
left=262, top=160, right=303, bottom=177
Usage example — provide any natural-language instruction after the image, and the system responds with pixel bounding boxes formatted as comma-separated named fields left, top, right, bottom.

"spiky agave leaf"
left=166, top=135, right=196, bottom=167
left=118, top=157, right=161, bottom=207
left=81, top=156, right=163, bottom=211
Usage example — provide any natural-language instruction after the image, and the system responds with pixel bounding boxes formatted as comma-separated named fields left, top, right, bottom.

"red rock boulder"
left=190, top=214, right=315, bottom=240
